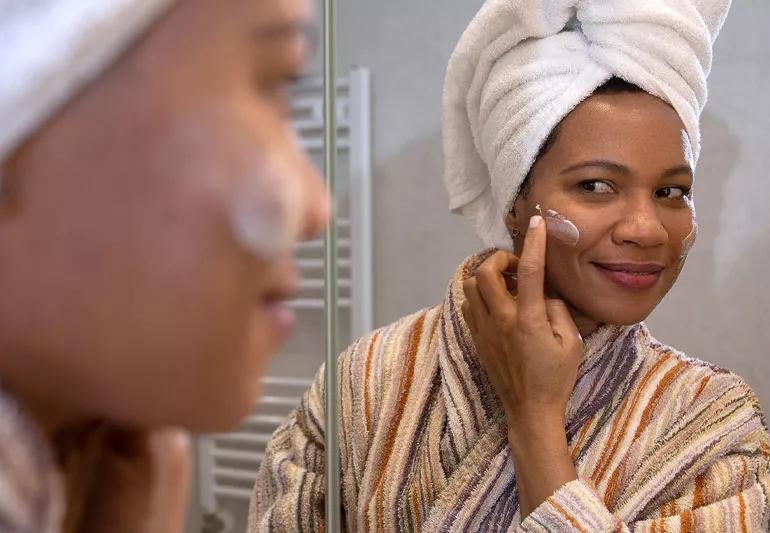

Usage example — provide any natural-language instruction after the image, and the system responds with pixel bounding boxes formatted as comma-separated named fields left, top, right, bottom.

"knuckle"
left=516, top=312, right=539, bottom=334
left=493, top=310, right=516, bottom=329
left=462, top=278, right=476, bottom=294
left=476, top=263, right=495, bottom=281
left=517, top=259, right=541, bottom=277
left=545, top=299, right=567, bottom=312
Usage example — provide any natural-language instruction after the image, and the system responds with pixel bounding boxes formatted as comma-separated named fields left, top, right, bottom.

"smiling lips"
left=592, top=262, right=665, bottom=290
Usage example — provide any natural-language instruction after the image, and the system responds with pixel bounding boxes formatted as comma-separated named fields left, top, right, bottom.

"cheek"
left=677, top=201, right=698, bottom=258
left=541, top=212, right=612, bottom=297
left=542, top=204, right=609, bottom=256
left=2, top=107, right=276, bottom=428
left=523, top=192, right=607, bottom=250
left=157, top=101, right=310, bottom=259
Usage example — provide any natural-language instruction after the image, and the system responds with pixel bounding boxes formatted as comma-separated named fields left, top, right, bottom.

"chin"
left=178, top=391, right=258, bottom=433
left=172, top=372, right=264, bottom=433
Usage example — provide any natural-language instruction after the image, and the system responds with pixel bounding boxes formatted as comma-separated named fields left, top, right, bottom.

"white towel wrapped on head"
left=442, top=0, right=731, bottom=250
left=0, top=0, right=175, bottom=162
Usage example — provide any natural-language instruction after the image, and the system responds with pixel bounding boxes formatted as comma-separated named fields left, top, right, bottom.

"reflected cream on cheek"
left=162, top=108, right=306, bottom=259
left=229, top=156, right=305, bottom=258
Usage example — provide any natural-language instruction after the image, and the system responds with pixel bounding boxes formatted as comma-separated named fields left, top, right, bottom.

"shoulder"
left=339, top=304, right=443, bottom=386
left=640, top=327, right=768, bottom=437
left=645, top=330, right=756, bottom=397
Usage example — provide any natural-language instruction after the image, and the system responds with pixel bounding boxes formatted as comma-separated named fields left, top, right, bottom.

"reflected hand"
left=77, top=427, right=191, bottom=533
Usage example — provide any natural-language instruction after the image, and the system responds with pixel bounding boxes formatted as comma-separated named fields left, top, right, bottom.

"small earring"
left=510, top=226, right=521, bottom=238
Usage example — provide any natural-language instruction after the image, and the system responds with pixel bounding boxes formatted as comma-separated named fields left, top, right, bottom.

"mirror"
left=192, top=1, right=770, bottom=531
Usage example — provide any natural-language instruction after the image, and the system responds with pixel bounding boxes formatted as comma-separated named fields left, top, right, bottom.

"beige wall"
left=337, top=2, right=770, bottom=410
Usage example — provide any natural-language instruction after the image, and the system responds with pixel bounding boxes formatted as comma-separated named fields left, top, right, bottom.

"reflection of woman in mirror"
left=0, top=0, right=327, bottom=531
left=252, top=0, right=770, bottom=530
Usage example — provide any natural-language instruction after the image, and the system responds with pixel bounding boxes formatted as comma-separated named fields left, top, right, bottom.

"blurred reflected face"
left=0, top=0, right=327, bottom=430
left=510, top=92, right=696, bottom=327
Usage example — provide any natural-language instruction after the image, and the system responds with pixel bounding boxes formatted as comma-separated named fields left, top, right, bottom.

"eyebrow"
left=659, top=164, right=694, bottom=180
left=560, top=160, right=694, bottom=180
left=254, top=22, right=319, bottom=55
left=560, top=160, right=629, bottom=175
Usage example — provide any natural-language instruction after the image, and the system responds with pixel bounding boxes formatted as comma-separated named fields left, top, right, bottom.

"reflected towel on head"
left=442, top=0, right=731, bottom=250
left=0, top=0, right=175, bottom=162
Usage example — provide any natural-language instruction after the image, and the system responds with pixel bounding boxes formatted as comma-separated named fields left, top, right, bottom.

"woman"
left=0, top=0, right=327, bottom=531
left=252, top=0, right=770, bottom=531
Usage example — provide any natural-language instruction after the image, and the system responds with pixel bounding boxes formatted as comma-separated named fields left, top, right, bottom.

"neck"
left=543, top=283, right=602, bottom=339
left=575, top=316, right=602, bottom=339
left=565, top=303, right=603, bottom=339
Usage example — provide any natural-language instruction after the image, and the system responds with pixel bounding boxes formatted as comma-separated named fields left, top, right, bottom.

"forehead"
left=168, top=0, right=312, bottom=33
left=551, top=92, right=690, bottom=165
left=243, top=0, right=313, bottom=25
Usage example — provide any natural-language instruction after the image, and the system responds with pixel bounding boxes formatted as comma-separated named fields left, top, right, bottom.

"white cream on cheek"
left=160, top=108, right=306, bottom=259
left=229, top=151, right=305, bottom=258
left=535, top=203, right=581, bottom=245
left=680, top=197, right=698, bottom=258
left=679, top=131, right=698, bottom=258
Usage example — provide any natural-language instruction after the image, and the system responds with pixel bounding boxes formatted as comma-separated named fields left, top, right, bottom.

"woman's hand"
left=462, top=214, right=582, bottom=428
left=461, top=215, right=582, bottom=517
left=76, top=427, right=191, bottom=533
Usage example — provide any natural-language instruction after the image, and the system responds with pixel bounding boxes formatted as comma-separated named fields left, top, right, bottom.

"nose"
left=296, top=154, right=329, bottom=240
left=611, top=198, right=668, bottom=248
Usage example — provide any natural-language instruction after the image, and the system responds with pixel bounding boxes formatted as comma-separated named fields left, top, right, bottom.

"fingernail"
left=529, top=215, right=543, bottom=229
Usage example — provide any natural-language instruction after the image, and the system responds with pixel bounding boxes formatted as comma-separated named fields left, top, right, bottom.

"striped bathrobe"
left=250, top=253, right=770, bottom=532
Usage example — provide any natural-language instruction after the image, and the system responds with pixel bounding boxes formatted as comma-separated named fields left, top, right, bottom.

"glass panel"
left=192, top=0, right=356, bottom=530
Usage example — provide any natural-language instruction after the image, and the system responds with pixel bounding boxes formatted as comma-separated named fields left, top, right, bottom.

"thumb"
left=147, top=428, right=191, bottom=533
left=545, top=299, right=582, bottom=349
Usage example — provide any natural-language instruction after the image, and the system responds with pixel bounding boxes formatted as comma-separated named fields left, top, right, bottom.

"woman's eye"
left=254, top=79, right=293, bottom=115
left=254, top=65, right=302, bottom=104
left=579, top=180, right=614, bottom=194
left=656, top=186, right=691, bottom=199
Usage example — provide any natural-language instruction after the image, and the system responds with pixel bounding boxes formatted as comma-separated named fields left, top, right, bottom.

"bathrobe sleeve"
left=517, top=382, right=770, bottom=532
left=248, top=365, right=329, bottom=533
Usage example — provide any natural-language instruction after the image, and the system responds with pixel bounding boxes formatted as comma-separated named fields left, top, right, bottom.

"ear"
left=505, top=211, right=518, bottom=235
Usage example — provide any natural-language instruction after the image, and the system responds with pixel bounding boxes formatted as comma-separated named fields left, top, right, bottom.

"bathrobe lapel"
left=420, top=255, right=647, bottom=531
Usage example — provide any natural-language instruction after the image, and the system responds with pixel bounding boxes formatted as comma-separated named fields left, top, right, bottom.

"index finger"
left=516, top=215, right=548, bottom=323
left=474, top=250, right=518, bottom=315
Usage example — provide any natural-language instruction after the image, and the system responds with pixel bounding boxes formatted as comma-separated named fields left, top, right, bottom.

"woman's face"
left=510, top=91, right=696, bottom=327
left=0, top=0, right=327, bottom=431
